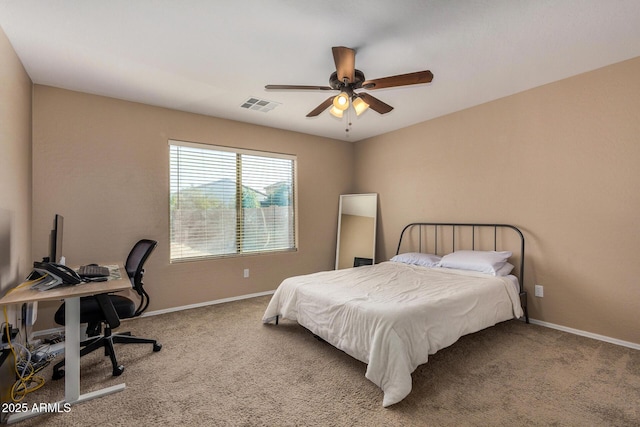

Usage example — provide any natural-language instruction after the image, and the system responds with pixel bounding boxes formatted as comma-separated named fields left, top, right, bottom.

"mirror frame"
left=335, top=193, right=378, bottom=270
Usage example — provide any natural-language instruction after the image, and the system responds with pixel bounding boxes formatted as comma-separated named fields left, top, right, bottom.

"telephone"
left=29, top=262, right=83, bottom=291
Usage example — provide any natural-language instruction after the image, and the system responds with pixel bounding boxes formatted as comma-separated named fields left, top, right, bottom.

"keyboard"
left=78, top=265, right=110, bottom=278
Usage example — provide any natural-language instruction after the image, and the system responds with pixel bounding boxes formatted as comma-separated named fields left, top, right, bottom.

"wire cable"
left=2, top=275, right=50, bottom=402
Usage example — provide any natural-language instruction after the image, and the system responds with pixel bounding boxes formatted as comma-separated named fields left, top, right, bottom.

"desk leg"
left=65, top=296, right=81, bottom=402
left=63, top=295, right=125, bottom=404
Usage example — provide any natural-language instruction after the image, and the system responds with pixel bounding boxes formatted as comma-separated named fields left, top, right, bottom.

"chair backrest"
left=125, top=239, right=157, bottom=316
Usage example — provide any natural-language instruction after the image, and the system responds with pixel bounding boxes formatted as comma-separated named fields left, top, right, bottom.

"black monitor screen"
left=50, top=214, right=64, bottom=263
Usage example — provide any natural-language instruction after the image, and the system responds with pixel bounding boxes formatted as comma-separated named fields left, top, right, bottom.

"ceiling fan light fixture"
left=329, top=105, right=344, bottom=118
left=267, top=47, right=432, bottom=121
left=333, top=92, right=350, bottom=111
left=352, top=96, right=369, bottom=116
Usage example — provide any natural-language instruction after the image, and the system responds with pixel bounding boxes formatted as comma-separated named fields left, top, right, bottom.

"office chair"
left=52, top=239, right=162, bottom=379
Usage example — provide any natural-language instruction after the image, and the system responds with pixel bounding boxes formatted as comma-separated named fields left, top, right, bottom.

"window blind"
left=169, top=140, right=296, bottom=262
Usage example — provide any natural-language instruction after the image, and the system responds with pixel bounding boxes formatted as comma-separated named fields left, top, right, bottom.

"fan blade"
left=358, top=93, right=393, bottom=114
left=306, top=97, right=335, bottom=117
left=265, top=84, right=333, bottom=91
left=332, top=46, right=355, bottom=83
left=362, top=70, right=433, bottom=90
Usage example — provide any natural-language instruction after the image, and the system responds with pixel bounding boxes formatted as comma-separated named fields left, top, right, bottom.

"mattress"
left=263, top=261, right=523, bottom=406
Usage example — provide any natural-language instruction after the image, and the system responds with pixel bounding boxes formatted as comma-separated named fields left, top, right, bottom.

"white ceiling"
left=2, top=1, right=640, bottom=142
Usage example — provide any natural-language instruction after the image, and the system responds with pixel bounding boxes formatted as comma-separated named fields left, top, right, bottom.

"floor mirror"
left=335, top=193, right=377, bottom=270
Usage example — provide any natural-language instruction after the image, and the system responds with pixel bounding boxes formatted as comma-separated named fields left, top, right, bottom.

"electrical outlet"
left=534, top=284, right=544, bottom=298
left=243, top=268, right=250, bottom=278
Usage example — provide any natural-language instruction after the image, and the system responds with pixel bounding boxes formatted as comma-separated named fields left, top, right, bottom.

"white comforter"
left=262, top=261, right=524, bottom=407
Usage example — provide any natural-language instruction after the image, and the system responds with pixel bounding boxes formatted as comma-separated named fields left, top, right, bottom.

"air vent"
left=240, top=97, right=280, bottom=112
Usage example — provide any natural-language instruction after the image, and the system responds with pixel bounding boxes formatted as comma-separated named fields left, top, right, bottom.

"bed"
left=262, top=223, right=528, bottom=407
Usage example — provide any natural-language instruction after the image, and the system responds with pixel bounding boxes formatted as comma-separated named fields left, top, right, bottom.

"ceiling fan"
left=265, top=46, right=434, bottom=118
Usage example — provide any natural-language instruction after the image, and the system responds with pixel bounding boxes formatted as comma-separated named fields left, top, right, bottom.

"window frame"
left=169, top=139, right=298, bottom=263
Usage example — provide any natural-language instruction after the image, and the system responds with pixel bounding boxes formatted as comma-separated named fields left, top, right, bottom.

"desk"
left=0, top=264, right=131, bottom=424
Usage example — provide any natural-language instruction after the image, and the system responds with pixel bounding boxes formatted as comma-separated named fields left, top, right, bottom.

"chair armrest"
left=94, top=293, right=121, bottom=329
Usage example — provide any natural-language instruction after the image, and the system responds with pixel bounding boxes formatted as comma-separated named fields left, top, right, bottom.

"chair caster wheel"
left=113, top=365, right=124, bottom=376
left=52, top=369, right=65, bottom=380
left=153, top=343, right=162, bottom=352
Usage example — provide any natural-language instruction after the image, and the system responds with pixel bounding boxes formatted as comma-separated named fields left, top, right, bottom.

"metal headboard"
left=396, top=223, right=525, bottom=293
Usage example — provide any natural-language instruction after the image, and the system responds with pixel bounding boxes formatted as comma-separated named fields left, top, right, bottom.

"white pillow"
left=495, top=262, right=515, bottom=276
left=390, top=252, right=442, bottom=267
left=438, top=250, right=512, bottom=275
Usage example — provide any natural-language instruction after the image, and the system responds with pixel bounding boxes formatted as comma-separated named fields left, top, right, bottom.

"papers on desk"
left=30, top=274, right=63, bottom=292
left=105, top=265, right=122, bottom=280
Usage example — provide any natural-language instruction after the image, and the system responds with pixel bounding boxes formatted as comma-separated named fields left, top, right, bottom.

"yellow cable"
left=3, top=273, right=47, bottom=297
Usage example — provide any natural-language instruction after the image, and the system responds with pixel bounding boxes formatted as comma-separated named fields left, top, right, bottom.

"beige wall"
left=0, top=25, right=32, bottom=408
left=31, top=86, right=354, bottom=329
left=354, top=57, right=640, bottom=345
left=0, top=27, right=32, bottom=311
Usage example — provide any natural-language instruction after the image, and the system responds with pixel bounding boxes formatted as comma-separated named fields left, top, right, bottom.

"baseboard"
left=529, top=318, right=640, bottom=351
left=141, top=290, right=276, bottom=318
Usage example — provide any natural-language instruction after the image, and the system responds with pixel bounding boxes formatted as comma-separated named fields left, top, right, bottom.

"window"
left=169, top=140, right=296, bottom=262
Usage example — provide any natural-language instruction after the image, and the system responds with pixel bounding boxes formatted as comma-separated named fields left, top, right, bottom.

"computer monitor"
left=49, top=214, right=64, bottom=264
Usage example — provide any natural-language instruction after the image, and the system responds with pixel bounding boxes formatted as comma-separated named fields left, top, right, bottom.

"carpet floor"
left=10, top=295, right=640, bottom=426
